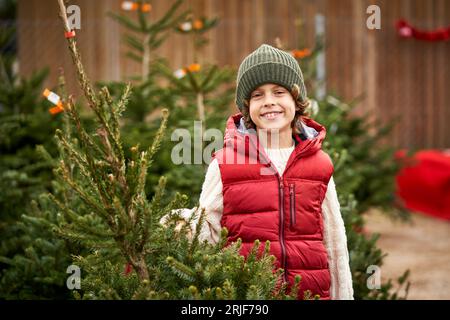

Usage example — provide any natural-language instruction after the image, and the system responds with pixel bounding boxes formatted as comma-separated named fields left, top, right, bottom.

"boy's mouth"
left=260, top=111, right=283, bottom=120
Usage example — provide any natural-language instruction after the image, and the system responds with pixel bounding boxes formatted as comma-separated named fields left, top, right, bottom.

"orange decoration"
left=193, top=19, right=203, bottom=30
left=43, top=88, right=64, bottom=115
left=141, top=3, right=152, bottom=12
left=186, top=63, right=201, bottom=72
left=127, top=2, right=139, bottom=11
left=49, top=105, right=64, bottom=115
left=291, top=48, right=311, bottom=59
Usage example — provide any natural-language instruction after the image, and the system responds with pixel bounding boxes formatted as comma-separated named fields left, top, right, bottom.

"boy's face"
left=248, top=83, right=296, bottom=134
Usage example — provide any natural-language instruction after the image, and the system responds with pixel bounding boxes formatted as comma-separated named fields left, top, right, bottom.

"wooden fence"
left=17, top=0, right=450, bottom=149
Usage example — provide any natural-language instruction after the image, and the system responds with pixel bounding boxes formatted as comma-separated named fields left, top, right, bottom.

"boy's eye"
left=251, top=92, right=262, bottom=98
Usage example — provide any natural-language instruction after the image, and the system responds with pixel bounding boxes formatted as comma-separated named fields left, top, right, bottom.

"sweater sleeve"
left=195, top=158, right=224, bottom=244
left=159, top=159, right=223, bottom=245
left=321, top=176, right=354, bottom=300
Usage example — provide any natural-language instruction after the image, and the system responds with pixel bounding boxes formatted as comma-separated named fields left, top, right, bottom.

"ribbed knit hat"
left=235, top=44, right=307, bottom=112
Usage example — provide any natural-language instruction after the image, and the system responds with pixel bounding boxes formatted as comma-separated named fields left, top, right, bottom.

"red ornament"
left=399, top=26, right=413, bottom=38
left=124, top=262, right=133, bottom=275
left=64, top=30, right=76, bottom=39
left=395, top=19, right=450, bottom=42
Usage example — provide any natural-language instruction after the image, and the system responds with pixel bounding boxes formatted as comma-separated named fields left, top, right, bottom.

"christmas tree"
left=0, top=0, right=71, bottom=298
left=105, top=0, right=235, bottom=207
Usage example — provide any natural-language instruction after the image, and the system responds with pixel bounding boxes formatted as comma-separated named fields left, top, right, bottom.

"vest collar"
left=227, top=113, right=326, bottom=156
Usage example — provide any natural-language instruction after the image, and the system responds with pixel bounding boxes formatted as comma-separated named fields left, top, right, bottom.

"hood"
left=223, top=113, right=327, bottom=159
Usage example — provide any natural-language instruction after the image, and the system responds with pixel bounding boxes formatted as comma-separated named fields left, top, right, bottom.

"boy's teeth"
left=263, top=112, right=281, bottom=119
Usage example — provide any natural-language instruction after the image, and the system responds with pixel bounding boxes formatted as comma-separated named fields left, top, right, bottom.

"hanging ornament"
left=43, top=89, right=64, bottom=115
left=173, top=68, right=186, bottom=79
left=177, top=17, right=214, bottom=33
left=397, top=22, right=413, bottom=38
left=192, top=19, right=204, bottom=30
left=141, top=3, right=152, bottom=12
left=179, top=21, right=193, bottom=32
left=121, top=1, right=138, bottom=11
left=121, top=1, right=152, bottom=13
left=186, top=63, right=201, bottom=73
left=291, top=48, right=312, bottom=59
left=173, top=63, right=201, bottom=79
left=395, top=19, right=450, bottom=42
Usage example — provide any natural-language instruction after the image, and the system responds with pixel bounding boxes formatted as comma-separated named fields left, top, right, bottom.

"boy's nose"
left=262, top=101, right=277, bottom=109
left=262, top=95, right=276, bottom=107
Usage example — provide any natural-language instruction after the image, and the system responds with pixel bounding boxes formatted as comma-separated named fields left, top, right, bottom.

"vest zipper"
left=245, top=134, right=288, bottom=284
left=289, top=183, right=296, bottom=228
left=278, top=180, right=288, bottom=283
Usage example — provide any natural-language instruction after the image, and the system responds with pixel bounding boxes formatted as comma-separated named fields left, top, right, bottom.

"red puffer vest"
left=212, top=113, right=334, bottom=300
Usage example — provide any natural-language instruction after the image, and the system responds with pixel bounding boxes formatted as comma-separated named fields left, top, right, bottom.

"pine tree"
left=109, top=0, right=189, bottom=81
left=0, top=66, right=55, bottom=223
left=0, top=1, right=68, bottom=298
left=0, top=0, right=49, bottom=226
left=316, top=96, right=410, bottom=220
left=0, top=177, right=83, bottom=299
left=106, top=0, right=235, bottom=207
left=339, top=193, right=410, bottom=299
left=0, top=64, right=85, bottom=298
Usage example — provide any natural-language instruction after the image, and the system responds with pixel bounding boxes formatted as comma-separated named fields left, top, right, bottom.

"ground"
left=364, top=209, right=450, bottom=300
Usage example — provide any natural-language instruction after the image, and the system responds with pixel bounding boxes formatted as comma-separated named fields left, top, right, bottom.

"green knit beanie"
left=235, top=44, right=307, bottom=112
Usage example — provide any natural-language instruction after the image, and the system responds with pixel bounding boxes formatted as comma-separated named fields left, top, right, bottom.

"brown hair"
left=240, top=84, right=310, bottom=135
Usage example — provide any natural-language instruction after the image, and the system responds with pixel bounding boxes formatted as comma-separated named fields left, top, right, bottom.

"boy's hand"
left=174, top=219, right=193, bottom=239
left=159, top=209, right=195, bottom=240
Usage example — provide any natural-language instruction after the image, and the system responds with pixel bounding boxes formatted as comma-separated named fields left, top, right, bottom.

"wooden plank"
left=104, top=0, right=120, bottom=81
left=216, top=0, right=227, bottom=65
left=398, top=1, right=416, bottom=148
left=228, top=0, right=238, bottom=63
left=252, top=0, right=265, bottom=46
left=94, top=0, right=105, bottom=80
left=370, top=0, right=389, bottom=133
left=435, top=0, right=449, bottom=148
left=203, top=0, right=215, bottom=64
left=117, top=0, right=140, bottom=80
left=336, top=0, right=346, bottom=99
left=442, top=0, right=450, bottom=148
left=350, top=0, right=366, bottom=118
left=424, top=0, right=434, bottom=147
left=413, top=0, right=426, bottom=149
left=391, top=0, right=403, bottom=148
left=291, top=0, right=303, bottom=49
left=285, top=0, right=294, bottom=48
left=279, top=0, right=290, bottom=48
left=17, top=0, right=36, bottom=77
left=324, top=0, right=338, bottom=96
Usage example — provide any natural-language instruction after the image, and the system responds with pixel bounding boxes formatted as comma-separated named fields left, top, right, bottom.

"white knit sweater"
left=164, top=144, right=354, bottom=300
